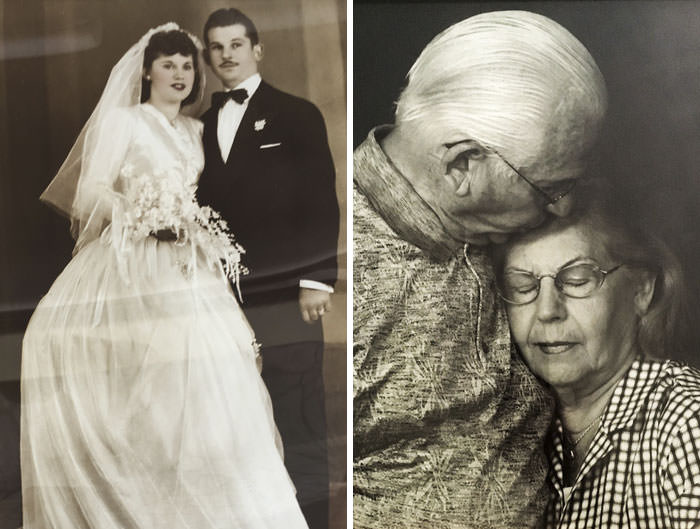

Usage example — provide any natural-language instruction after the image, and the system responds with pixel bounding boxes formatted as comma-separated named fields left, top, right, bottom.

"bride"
left=21, top=23, right=308, bottom=529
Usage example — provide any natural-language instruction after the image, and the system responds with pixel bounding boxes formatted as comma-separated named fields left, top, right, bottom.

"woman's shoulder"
left=659, top=360, right=700, bottom=396
left=179, top=114, right=203, bottom=136
left=648, top=359, right=700, bottom=426
left=620, top=359, right=700, bottom=433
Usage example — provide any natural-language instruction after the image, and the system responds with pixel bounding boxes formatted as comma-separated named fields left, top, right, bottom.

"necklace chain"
left=568, top=412, right=604, bottom=446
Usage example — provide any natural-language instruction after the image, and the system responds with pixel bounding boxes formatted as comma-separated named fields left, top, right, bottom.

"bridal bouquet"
left=118, top=168, right=247, bottom=285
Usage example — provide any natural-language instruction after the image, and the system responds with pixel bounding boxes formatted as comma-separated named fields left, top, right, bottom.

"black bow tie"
left=212, top=88, right=249, bottom=109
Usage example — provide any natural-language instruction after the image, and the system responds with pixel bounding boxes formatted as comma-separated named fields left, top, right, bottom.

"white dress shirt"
left=216, top=73, right=333, bottom=295
left=217, top=73, right=262, bottom=163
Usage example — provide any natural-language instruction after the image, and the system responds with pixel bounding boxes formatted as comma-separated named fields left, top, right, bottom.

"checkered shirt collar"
left=551, top=357, right=662, bottom=439
left=601, top=357, right=664, bottom=433
left=548, top=358, right=665, bottom=488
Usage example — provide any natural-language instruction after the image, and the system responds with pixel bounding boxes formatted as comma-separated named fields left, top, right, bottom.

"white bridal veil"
left=39, top=22, right=205, bottom=250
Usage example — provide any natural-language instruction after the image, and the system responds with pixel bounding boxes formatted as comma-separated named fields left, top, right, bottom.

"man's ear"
left=634, top=270, right=657, bottom=316
left=253, top=43, right=264, bottom=61
left=441, top=140, right=486, bottom=197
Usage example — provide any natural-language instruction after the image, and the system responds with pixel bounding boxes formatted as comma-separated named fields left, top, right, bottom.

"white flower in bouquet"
left=121, top=171, right=246, bottom=286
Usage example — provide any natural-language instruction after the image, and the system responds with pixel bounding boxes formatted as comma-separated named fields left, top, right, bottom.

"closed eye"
left=561, top=278, right=591, bottom=287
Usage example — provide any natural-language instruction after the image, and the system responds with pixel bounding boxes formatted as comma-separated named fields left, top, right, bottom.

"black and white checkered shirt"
left=545, top=358, right=700, bottom=528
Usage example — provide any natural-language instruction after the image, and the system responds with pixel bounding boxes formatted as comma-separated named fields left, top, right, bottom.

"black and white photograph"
left=6, top=0, right=700, bottom=528
left=354, top=2, right=700, bottom=528
left=0, top=1, right=346, bottom=528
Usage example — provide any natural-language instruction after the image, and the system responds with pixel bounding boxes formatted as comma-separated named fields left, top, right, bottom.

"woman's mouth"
left=171, top=83, right=186, bottom=91
left=534, top=341, right=578, bottom=355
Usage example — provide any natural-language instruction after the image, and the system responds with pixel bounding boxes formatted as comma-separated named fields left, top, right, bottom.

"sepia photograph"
left=5, top=0, right=700, bottom=528
left=354, top=1, right=700, bottom=528
left=0, top=1, right=346, bottom=528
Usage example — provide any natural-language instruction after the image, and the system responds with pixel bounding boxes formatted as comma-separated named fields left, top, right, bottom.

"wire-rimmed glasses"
left=497, top=262, right=624, bottom=305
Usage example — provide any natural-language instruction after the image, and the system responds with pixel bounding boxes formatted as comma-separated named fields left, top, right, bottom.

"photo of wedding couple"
left=0, top=2, right=345, bottom=528
left=2, top=1, right=700, bottom=529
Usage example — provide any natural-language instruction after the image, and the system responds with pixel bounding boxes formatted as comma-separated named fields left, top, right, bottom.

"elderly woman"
left=494, top=203, right=700, bottom=528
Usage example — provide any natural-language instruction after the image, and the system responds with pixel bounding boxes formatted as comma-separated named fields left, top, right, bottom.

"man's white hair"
left=395, top=11, right=607, bottom=158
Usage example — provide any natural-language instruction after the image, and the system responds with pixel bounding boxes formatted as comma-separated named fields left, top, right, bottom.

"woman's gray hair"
left=580, top=206, right=686, bottom=359
left=396, top=11, right=607, bottom=156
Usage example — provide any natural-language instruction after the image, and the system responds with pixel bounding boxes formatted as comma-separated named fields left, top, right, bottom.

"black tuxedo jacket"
left=198, top=81, right=339, bottom=305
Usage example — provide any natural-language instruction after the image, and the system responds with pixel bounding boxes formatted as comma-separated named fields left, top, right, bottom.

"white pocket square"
left=259, top=142, right=282, bottom=149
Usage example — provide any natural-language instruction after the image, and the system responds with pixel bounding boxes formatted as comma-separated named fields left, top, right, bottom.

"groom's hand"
left=299, top=288, right=332, bottom=324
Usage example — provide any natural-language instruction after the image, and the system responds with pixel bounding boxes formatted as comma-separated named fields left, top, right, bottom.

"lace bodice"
left=73, top=104, right=244, bottom=287
left=117, top=104, right=203, bottom=197
left=114, top=105, right=205, bottom=241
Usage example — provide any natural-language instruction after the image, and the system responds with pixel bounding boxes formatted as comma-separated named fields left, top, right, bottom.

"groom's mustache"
left=219, top=61, right=237, bottom=68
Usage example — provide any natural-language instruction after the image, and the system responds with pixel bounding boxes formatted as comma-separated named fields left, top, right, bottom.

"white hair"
left=395, top=11, right=607, bottom=159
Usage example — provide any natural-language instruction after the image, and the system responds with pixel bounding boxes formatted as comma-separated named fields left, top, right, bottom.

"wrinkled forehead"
left=517, top=110, right=595, bottom=175
left=536, top=96, right=600, bottom=168
left=503, top=218, right=611, bottom=270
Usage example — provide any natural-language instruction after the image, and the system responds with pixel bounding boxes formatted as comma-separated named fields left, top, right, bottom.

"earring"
left=145, top=75, right=151, bottom=81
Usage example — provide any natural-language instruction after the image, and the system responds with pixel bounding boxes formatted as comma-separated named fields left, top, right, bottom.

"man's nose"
left=221, top=46, right=233, bottom=59
left=545, top=193, right=574, bottom=218
left=535, top=278, right=567, bottom=322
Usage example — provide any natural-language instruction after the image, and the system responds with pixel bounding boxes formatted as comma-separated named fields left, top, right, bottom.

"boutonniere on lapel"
left=254, top=119, right=267, bottom=132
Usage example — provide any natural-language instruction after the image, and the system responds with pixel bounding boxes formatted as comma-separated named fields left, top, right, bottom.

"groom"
left=197, top=8, right=339, bottom=529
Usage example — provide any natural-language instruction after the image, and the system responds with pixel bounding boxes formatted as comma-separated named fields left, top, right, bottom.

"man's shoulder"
left=353, top=186, right=419, bottom=262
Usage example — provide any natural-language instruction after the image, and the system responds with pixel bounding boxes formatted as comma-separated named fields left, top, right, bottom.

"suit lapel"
left=201, top=107, right=223, bottom=167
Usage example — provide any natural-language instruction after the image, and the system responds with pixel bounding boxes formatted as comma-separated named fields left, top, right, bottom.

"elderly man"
left=353, top=11, right=607, bottom=529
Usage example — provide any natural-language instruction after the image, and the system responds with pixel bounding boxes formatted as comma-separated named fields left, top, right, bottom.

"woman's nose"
left=535, top=278, right=567, bottom=321
left=545, top=193, right=574, bottom=218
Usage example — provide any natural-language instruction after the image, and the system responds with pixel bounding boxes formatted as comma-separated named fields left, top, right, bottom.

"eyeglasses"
left=444, top=140, right=577, bottom=205
left=497, top=262, right=624, bottom=306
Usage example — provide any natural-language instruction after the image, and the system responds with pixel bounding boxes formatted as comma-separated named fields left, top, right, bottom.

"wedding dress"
left=21, top=66, right=309, bottom=528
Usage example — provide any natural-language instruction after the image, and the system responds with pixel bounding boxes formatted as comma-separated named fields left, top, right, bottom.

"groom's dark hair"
left=203, top=8, right=259, bottom=65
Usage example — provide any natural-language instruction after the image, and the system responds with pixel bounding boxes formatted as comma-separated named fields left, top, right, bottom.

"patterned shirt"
left=545, top=358, right=700, bottom=528
left=353, top=127, right=553, bottom=529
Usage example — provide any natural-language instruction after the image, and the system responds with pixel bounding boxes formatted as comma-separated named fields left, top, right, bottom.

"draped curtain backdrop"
left=0, top=1, right=346, bottom=526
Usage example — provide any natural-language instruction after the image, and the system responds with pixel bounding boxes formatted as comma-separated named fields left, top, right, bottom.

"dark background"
left=0, top=1, right=346, bottom=527
left=354, top=0, right=700, bottom=365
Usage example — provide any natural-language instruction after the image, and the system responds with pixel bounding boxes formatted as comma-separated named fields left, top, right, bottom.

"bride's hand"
left=299, top=288, right=332, bottom=324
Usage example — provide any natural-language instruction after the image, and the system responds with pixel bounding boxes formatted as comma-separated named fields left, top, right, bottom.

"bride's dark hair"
left=141, top=29, right=201, bottom=106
